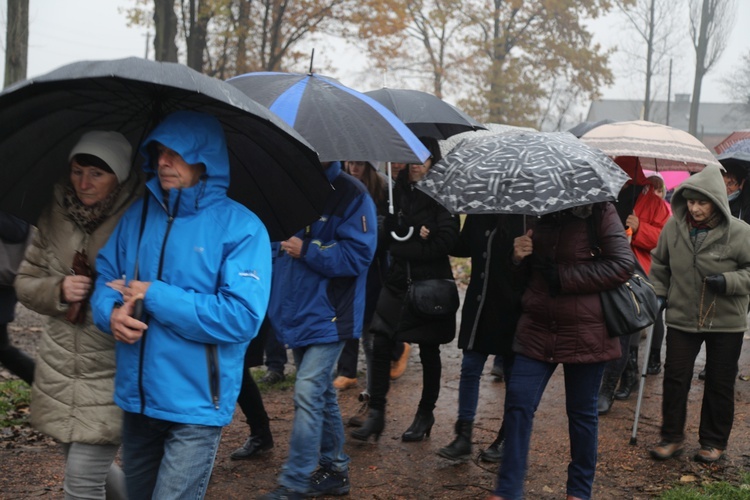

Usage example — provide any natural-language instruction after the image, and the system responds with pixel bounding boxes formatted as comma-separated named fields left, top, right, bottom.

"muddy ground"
left=2, top=300, right=750, bottom=499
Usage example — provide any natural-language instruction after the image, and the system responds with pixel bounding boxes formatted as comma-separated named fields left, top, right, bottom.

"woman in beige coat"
left=15, top=131, right=142, bottom=499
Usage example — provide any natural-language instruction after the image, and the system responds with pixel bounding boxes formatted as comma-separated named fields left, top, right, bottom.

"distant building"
left=585, top=95, right=750, bottom=150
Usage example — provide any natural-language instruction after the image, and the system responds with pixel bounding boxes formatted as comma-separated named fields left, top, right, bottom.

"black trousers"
left=237, top=347, right=271, bottom=436
left=369, top=332, right=441, bottom=414
left=661, top=327, right=743, bottom=449
left=0, top=323, right=34, bottom=385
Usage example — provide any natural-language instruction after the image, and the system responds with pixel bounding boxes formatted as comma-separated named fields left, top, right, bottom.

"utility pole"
left=666, top=59, right=672, bottom=126
left=145, top=31, right=151, bottom=59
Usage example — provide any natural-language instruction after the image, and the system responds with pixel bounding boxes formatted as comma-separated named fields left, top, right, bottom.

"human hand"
left=106, top=279, right=126, bottom=295
left=110, top=295, right=148, bottom=344
left=419, top=225, right=430, bottom=240
left=280, top=236, right=303, bottom=259
left=61, top=275, right=93, bottom=303
left=625, top=213, right=639, bottom=233
left=704, top=274, right=726, bottom=294
left=512, top=230, right=534, bottom=264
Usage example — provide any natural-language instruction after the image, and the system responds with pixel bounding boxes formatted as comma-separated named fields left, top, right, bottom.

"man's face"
left=390, top=162, right=406, bottom=179
left=722, top=173, right=744, bottom=196
left=687, top=199, right=715, bottom=222
left=154, top=143, right=204, bottom=190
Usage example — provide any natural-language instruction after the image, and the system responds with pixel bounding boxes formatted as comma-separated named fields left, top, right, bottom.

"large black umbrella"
left=417, top=131, right=631, bottom=216
left=363, top=88, right=485, bottom=140
left=0, top=57, right=329, bottom=241
left=227, top=72, right=430, bottom=164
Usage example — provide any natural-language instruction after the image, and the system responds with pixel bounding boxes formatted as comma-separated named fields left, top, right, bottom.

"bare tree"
left=4, top=0, right=29, bottom=87
left=722, top=49, right=750, bottom=105
left=153, top=0, right=179, bottom=62
left=688, top=0, right=735, bottom=136
left=617, top=0, right=680, bottom=120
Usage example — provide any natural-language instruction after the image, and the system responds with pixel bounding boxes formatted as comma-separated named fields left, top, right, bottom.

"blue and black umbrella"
left=0, top=57, right=329, bottom=241
left=227, top=72, right=430, bottom=164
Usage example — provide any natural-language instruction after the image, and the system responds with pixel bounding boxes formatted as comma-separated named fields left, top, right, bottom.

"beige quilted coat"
left=15, top=173, right=141, bottom=444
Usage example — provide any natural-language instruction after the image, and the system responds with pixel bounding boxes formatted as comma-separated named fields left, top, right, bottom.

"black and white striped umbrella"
left=417, top=131, right=631, bottom=216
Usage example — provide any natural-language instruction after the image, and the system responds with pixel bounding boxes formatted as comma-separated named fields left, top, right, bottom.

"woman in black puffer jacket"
left=351, top=137, right=460, bottom=443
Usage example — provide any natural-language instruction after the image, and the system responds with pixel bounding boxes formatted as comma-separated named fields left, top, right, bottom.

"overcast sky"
left=2, top=1, right=749, bottom=104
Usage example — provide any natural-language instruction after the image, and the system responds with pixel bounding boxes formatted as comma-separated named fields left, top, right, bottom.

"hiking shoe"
left=649, top=441, right=683, bottom=460
left=256, top=486, right=305, bottom=500
left=390, top=343, right=411, bottom=380
left=333, top=376, right=357, bottom=390
left=308, top=466, right=350, bottom=497
left=694, top=446, right=724, bottom=463
left=260, top=370, right=285, bottom=385
left=230, top=434, right=274, bottom=460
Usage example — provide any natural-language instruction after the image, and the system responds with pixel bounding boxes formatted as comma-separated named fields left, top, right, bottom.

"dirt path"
left=2, top=304, right=750, bottom=499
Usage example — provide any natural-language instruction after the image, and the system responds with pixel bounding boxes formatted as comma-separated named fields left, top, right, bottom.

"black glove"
left=704, top=274, right=727, bottom=295
left=534, top=257, right=561, bottom=296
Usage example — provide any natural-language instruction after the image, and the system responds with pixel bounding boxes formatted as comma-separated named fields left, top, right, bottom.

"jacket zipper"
left=206, top=345, right=221, bottom=409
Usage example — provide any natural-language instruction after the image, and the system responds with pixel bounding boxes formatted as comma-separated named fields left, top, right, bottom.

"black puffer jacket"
left=370, top=171, right=460, bottom=345
left=452, top=214, right=526, bottom=356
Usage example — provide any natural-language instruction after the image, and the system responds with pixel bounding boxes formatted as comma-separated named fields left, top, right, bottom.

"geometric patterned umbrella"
left=417, top=131, right=631, bottom=215
left=717, top=138, right=750, bottom=163
left=580, top=120, right=721, bottom=172
left=438, top=122, right=536, bottom=158
left=715, top=130, right=750, bottom=154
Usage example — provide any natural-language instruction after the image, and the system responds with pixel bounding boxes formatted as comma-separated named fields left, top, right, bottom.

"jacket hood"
left=671, top=164, right=730, bottom=223
left=140, top=111, right=229, bottom=192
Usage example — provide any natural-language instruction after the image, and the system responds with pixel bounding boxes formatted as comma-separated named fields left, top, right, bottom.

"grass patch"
left=251, top=368, right=296, bottom=392
left=657, top=472, right=750, bottom=499
left=0, top=379, right=32, bottom=427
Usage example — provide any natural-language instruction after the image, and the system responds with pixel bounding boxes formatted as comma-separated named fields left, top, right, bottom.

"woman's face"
left=408, top=157, right=433, bottom=182
left=70, top=159, right=119, bottom=206
left=345, top=161, right=368, bottom=180
left=687, top=199, right=715, bottom=222
left=390, top=162, right=406, bottom=180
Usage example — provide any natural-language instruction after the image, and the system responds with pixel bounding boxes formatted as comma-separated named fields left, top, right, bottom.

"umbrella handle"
left=391, top=227, right=414, bottom=241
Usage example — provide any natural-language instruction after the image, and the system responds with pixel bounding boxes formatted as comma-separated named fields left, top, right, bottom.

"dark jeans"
left=495, top=354, right=605, bottom=500
left=370, top=333, right=441, bottom=413
left=264, top=327, right=288, bottom=374
left=648, top=311, right=666, bottom=360
left=237, top=347, right=271, bottom=435
left=0, top=323, right=34, bottom=385
left=661, top=327, right=743, bottom=449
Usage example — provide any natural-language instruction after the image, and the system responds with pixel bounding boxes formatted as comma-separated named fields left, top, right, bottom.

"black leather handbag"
left=406, top=263, right=459, bottom=318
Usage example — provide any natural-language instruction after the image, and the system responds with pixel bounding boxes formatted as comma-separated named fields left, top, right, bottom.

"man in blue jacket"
left=259, top=161, right=377, bottom=499
left=91, top=111, right=272, bottom=499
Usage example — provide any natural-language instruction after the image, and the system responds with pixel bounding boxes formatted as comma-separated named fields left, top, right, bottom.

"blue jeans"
left=121, top=412, right=223, bottom=500
left=458, top=350, right=515, bottom=422
left=495, top=354, right=605, bottom=500
left=279, top=341, right=349, bottom=493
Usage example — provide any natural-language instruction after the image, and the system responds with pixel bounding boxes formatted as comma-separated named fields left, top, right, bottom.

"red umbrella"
left=715, top=130, right=750, bottom=154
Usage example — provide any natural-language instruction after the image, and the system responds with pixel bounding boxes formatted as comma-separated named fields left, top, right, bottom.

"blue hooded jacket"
left=268, top=162, right=377, bottom=348
left=92, top=111, right=272, bottom=426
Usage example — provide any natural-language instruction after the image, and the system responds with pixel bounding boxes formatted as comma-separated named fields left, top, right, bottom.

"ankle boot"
left=597, top=369, right=619, bottom=415
left=479, top=430, right=504, bottom=463
left=615, top=346, right=639, bottom=400
left=350, top=408, right=384, bottom=442
left=437, top=420, right=473, bottom=460
left=401, top=409, right=435, bottom=442
left=647, top=350, right=662, bottom=375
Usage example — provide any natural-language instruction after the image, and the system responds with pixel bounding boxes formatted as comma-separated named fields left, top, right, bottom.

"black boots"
left=401, top=409, right=435, bottom=442
left=479, top=429, right=504, bottom=463
left=615, top=346, right=639, bottom=400
left=597, top=369, right=619, bottom=415
left=350, top=408, right=385, bottom=442
left=437, top=420, right=473, bottom=460
left=647, top=350, right=662, bottom=375
left=230, top=430, right=274, bottom=459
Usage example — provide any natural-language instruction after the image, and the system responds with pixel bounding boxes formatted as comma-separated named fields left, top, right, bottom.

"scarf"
left=687, top=210, right=722, bottom=251
left=64, top=183, right=123, bottom=234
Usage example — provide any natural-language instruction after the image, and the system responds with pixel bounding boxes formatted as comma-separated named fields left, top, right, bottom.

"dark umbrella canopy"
left=0, top=57, right=329, bottom=241
left=364, top=88, right=485, bottom=140
left=417, top=132, right=631, bottom=215
left=227, top=72, right=430, bottom=164
left=567, top=119, right=616, bottom=138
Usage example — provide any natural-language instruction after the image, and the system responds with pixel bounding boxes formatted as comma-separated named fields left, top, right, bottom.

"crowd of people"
left=1, top=114, right=749, bottom=500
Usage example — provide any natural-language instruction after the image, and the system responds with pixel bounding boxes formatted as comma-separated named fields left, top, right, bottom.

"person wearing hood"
left=649, top=164, right=750, bottom=464
left=90, top=111, right=272, bottom=499
left=15, top=130, right=142, bottom=499
left=721, top=160, right=750, bottom=224
left=259, top=160, right=377, bottom=500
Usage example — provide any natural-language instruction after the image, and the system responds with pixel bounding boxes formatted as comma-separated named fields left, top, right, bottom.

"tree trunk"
left=643, top=0, right=655, bottom=121
left=4, top=0, right=29, bottom=87
left=153, top=0, right=179, bottom=62
left=689, top=0, right=710, bottom=136
left=186, top=0, right=210, bottom=71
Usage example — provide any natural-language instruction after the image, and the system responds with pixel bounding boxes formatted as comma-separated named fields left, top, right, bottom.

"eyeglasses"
left=724, top=178, right=739, bottom=188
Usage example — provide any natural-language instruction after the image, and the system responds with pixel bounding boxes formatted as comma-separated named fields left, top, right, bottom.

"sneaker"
left=694, top=446, right=724, bottom=463
left=348, top=393, right=370, bottom=427
left=256, top=486, right=305, bottom=500
left=333, top=375, right=357, bottom=390
left=308, top=466, right=350, bottom=497
left=390, top=343, right=411, bottom=380
left=230, top=434, right=274, bottom=460
left=649, top=441, right=684, bottom=460
left=260, top=370, right=285, bottom=385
